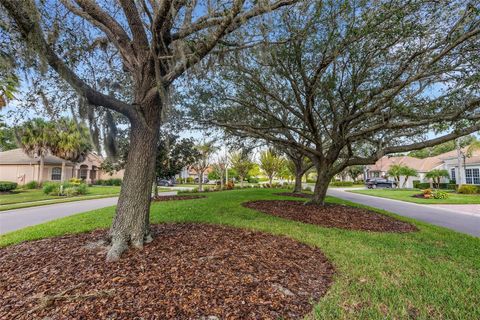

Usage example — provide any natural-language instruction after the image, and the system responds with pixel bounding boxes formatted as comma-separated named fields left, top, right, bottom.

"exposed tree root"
left=27, top=283, right=115, bottom=314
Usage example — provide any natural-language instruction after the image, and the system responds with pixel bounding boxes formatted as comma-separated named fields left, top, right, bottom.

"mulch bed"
left=0, top=223, right=334, bottom=319
left=243, top=200, right=418, bottom=233
left=412, top=194, right=428, bottom=199
left=151, top=194, right=206, bottom=201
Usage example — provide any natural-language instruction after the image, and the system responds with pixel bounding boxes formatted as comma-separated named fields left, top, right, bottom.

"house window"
left=450, top=168, right=456, bottom=182
left=79, top=169, right=88, bottom=180
left=465, top=168, right=480, bottom=185
left=51, top=167, right=62, bottom=181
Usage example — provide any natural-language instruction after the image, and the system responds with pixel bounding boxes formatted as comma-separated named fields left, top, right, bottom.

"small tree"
left=387, top=164, right=404, bottom=188
left=50, top=118, right=92, bottom=183
left=425, top=169, right=450, bottom=189
left=346, top=165, right=364, bottom=183
left=229, top=150, right=254, bottom=188
left=259, top=149, right=284, bottom=185
left=154, top=135, right=199, bottom=196
left=0, top=118, right=16, bottom=151
left=191, top=141, right=216, bottom=192
left=211, top=154, right=229, bottom=190
left=400, top=167, right=418, bottom=188
left=15, top=119, right=56, bottom=184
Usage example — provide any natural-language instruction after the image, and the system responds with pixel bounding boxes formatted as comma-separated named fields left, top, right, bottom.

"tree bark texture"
left=293, top=169, right=303, bottom=193
left=307, top=164, right=334, bottom=206
left=106, top=118, right=159, bottom=262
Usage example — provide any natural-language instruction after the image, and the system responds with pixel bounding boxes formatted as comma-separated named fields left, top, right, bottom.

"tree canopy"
left=192, top=1, right=480, bottom=204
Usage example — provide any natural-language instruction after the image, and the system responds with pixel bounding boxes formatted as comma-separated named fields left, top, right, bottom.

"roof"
left=0, top=148, right=74, bottom=165
left=368, top=144, right=480, bottom=172
left=368, top=155, right=443, bottom=173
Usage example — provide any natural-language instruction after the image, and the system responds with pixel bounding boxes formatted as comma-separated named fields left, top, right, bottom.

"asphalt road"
left=327, top=189, right=480, bottom=237
left=0, top=197, right=119, bottom=235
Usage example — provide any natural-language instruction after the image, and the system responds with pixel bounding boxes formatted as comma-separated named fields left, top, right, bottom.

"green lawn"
left=1, top=188, right=478, bottom=319
left=351, top=188, right=480, bottom=204
left=0, top=186, right=121, bottom=211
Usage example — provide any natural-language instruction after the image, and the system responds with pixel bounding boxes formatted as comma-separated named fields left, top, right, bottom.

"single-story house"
left=365, top=147, right=480, bottom=187
left=0, top=148, right=123, bottom=185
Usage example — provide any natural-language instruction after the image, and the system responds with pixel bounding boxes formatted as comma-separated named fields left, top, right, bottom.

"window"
left=473, top=169, right=480, bottom=185
left=80, top=169, right=88, bottom=180
left=465, top=168, right=480, bottom=185
left=51, top=167, right=62, bottom=181
left=450, top=168, right=456, bottom=182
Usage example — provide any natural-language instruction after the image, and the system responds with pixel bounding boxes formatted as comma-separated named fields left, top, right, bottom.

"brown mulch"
left=412, top=194, right=428, bottom=199
left=243, top=200, right=418, bottom=233
left=0, top=223, right=334, bottom=319
left=151, top=194, right=206, bottom=201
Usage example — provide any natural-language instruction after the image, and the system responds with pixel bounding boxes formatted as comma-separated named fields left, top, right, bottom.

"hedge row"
left=0, top=181, right=17, bottom=192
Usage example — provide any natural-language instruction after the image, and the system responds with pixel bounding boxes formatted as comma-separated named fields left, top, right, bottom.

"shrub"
left=226, top=181, right=235, bottom=190
left=0, top=181, right=17, bottom=192
left=95, top=178, right=122, bottom=186
left=412, top=180, right=421, bottom=188
left=75, top=183, right=87, bottom=195
left=246, top=176, right=259, bottom=183
left=43, top=182, right=87, bottom=196
left=416, top=182, right=431, bottom=189
left=43, top=182, right=61, bottom=195
left=186, top=177, right=194, bottom=184
left=422, top=188, right=433, bottom=199
left=69, top=177, right=83, bottom=185
left=330, top=181, right=354, bottom=187
left=447, top=183, right=457, bottom=191
left=64, top=187, right=80, bottom=197
left=24, top=181, right=39, bottom=189
left=433, top=190, right=449, bottom=199
left=457, top=184, right=478, bottom=194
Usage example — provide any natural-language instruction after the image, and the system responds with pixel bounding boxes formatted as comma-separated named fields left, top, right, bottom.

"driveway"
left=327, top=188, right=480, bottom=237
left=0, top=192, right=178, bottom=235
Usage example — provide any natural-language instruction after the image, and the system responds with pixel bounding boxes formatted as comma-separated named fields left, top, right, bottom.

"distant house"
left=365, top=147, right=480, bottom=187
left=0, top=148, right=123, bottom=185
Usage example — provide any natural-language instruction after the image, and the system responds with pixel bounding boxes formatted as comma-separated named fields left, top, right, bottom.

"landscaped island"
left=351, top=188, right=480, bottom=204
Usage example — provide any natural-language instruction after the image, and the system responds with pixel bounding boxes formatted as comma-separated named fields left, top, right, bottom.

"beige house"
left=0, top=148, right=123, bottom=185
left=366, top=147, right=480, bottom=187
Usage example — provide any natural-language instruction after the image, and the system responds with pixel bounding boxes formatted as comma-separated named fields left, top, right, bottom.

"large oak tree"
left=0, top=0, right=298, bottom=260
left=195, top=0, right=480, bottom=204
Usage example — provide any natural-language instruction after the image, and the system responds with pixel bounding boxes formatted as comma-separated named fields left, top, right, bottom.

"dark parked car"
left=366, top=178, right=396, bottom=189
left=157, top=179, right=175, bottom=187
left=194, top=177, right=209, bottom=184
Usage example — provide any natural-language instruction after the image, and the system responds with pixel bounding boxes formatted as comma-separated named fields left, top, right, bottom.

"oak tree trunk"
left=106, top=119, right=159, bottom=262
left=307, top=166, right=334, bottom=206
left=293, top=166, right=304, bottom=193
left=199, top=172, right=203, bottom=191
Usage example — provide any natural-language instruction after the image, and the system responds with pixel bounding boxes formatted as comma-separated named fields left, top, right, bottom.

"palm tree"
left=15, top=118, right=55, bottom=184
left=466, top=140, right=480, bottom=157
left=49, top=118, right=91, bottom=182
left=400, top=166, right=418, bottom=188
left=425, top=169, right=450, bottom=189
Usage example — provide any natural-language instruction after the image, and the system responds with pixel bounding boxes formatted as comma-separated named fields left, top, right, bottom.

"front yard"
left=0, top=186, right=122, bottom=211
left=1, top=188, right=479, bottom=319
left=351, top=188, right=480, bottom=204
